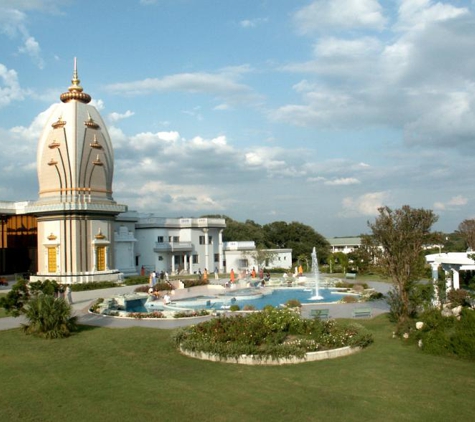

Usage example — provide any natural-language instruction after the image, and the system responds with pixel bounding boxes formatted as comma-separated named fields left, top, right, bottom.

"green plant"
left=21, top=294, right=77, bottom=339
left=89, top=298, right=104, bottom=313
left=285, top=299, right=301, bottom=308
left=0, top=279, right=30, bottom=316
left=242, top=304, right=256, bottom=311
left=70, top=281, right=118, bottom=291
left=341, top=295, right=358, bottom=303
left=447, top=289, right=472, bottom=307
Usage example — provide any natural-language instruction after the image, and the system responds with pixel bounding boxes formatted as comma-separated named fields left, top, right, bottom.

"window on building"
left=199, top=235, right=205, bottom=245
left=96, top=246, right=106, bottom=271
left=47, top=247, right=57, bottom=273
left=168, top=236, right=179, bottom=242
left=214, top=253, right=219, bottom=262
left=135, top=256, right=139, bottom=266
left=157, top=236, right=164, bottom=243
left=265, top=259, right=270, bottom=266
left=208, top=236, right=213, bottom=244
left=192, top=254, right=199, bottom=264
left=238, top=259, right=248, bottom=268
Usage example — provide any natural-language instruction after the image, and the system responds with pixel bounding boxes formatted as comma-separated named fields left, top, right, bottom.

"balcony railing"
left=154, top=241, right=193, bottom=252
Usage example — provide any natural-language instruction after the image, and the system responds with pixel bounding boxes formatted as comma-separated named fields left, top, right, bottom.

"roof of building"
left=327, top=237, right=362, bottom=246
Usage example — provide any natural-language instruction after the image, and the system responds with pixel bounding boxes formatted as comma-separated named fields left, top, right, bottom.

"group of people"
left=148, top=269, right=170, bottom=287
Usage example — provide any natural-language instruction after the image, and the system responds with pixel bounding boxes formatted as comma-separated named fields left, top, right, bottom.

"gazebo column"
left=452, top=267, right=460, bottom=290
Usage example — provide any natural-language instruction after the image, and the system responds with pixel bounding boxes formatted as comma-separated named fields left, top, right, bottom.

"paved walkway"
left=0, top=281, right=391, bottom=331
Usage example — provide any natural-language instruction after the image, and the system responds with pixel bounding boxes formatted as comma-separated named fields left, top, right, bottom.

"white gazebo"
left=425, top=252, right=475, bottom=291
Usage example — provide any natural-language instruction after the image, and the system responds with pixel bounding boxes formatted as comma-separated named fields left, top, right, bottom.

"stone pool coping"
left=179, top=345, right=362, bottom=365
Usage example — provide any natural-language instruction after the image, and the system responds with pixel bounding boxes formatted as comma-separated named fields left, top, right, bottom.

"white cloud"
left=0, top=63, right=27, bottom=107
left=324, top=177, right=361, bottom=186
left=315, top=36, right=382, bottom=57
left=396, top=0, right=469, bottom=31
left=10, top=103, right=57, bottom=141
left=0, top=4, right=47, bottom=68
left=240, top=18, right=268, bottom=28
left=293, top=0, right=387, bottom=34
left=108, top=110, right=135, bottom=122
left=434, top=195, right=468, bottom=211
left=105, top=70, right=258, bottom=105
left=18, top=36, right=44, bottom=69
left=340, top=191, right=389, bottom=217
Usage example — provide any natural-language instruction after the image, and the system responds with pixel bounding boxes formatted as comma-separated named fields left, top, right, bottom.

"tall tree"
left=457, top=219, right=475, bottom=250
left=368, top=205, right=438, bottom=324
left=263, top=221, right=329, bottom=264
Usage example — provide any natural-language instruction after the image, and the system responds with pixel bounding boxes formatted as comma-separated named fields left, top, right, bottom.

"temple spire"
left=60, top=58, right=91, bottom=104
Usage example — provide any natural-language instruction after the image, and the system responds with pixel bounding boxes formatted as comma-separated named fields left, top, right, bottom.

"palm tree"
left=22, top=294, right=78, bottom=339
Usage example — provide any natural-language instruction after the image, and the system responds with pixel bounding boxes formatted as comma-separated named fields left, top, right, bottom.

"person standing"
left=214, top=266, right=219, bottom=280
left=65, top=285, right=73, bottom=304
left=230, top=268, right=235, bottom=283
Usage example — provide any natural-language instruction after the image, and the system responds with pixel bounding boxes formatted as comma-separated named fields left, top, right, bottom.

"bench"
left=310, top=309, right=330, bottom=319
left=345, top=273, right=357, bottom=280
left=352, top=307, right=373, bottom=318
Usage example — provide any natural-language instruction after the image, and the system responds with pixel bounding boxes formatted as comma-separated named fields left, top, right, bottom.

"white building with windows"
left=223, top=241, right=292, bottom=273
left=129, top=215, right=226, bottom=275
left=327, top=237, right=362, bottom=254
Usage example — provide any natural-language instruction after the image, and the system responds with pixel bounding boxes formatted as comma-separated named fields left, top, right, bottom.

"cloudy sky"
left=1, top=0, right=474, bottom=237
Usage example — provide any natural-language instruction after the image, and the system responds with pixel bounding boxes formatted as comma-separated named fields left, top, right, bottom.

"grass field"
left=0, top=315, right=474, bottom=422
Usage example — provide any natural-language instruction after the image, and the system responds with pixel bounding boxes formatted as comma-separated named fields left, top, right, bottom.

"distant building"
left=327, top=237, right=362, bottom=254
left=223, top=241, right=292, bottom=272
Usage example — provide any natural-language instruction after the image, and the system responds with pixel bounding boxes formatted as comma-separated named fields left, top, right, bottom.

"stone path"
left=0, top=281, right=391, bottom=331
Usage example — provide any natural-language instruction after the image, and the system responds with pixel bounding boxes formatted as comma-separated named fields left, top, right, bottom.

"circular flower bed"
left=173, top=307, right=373, bottom=364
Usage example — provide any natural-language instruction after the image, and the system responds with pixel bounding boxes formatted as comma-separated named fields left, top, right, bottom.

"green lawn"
left=0, top=316, right=474, bottom=422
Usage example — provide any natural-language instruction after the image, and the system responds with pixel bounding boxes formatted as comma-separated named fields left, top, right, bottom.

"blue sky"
left=1, top=0, right=475, bottom=237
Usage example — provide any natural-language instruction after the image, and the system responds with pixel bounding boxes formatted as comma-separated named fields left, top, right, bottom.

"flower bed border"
left=179, top=345, right=362, bottom=365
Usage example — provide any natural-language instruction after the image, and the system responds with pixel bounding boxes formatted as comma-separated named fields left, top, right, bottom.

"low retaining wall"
left=180, top=345, right=361, bottom=365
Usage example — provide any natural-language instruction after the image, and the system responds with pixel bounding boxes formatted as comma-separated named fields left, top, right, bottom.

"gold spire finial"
left=60, top=58, right=91, bottom=104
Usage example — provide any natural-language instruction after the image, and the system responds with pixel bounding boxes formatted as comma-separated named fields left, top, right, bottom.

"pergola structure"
left=425, top=252, right=475, bottom=291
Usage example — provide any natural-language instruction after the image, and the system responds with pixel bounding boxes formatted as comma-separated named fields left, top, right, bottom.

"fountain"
left=309, top=246, right=323, bottom=300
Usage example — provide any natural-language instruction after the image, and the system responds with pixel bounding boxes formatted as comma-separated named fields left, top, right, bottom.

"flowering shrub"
left=128, top=311, right=165, bottom=319
left=173, top=307, right=373, bottom=360
left=173, top=309, right=210, bottom=318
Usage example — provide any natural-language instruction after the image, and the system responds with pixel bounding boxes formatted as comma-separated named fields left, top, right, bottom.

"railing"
left=154, top=241, right=193, bottom=252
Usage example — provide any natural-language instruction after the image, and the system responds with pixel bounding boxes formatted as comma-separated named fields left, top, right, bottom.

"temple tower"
left=28, top=60, right=127, bottom=284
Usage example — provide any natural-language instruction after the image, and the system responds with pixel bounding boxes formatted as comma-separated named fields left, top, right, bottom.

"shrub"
left=0, top=279, right=30, bottom=316
left=341, top=295, right=358, bottom=303
left=90, top=298, right=104, bottom=313
left=229, top=304, right=241, bottom=311
left=128, top=311, right=165, bottom=319
left=447, top=289, right=472, bottom=307
left=410, top=308, right=475, bottom=360
left=181, top=279, right=209, bottom=288
left=123, top=276, right=149, bottom=286
left=173, top=309, right=209, bottom=318
left=71, top=281, right=118, bottom=291
left=21, top=294, right=77, bottom=339
left=242, top=305, right=256, bottom=311
left=285, top=299, right=301, bottom=308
